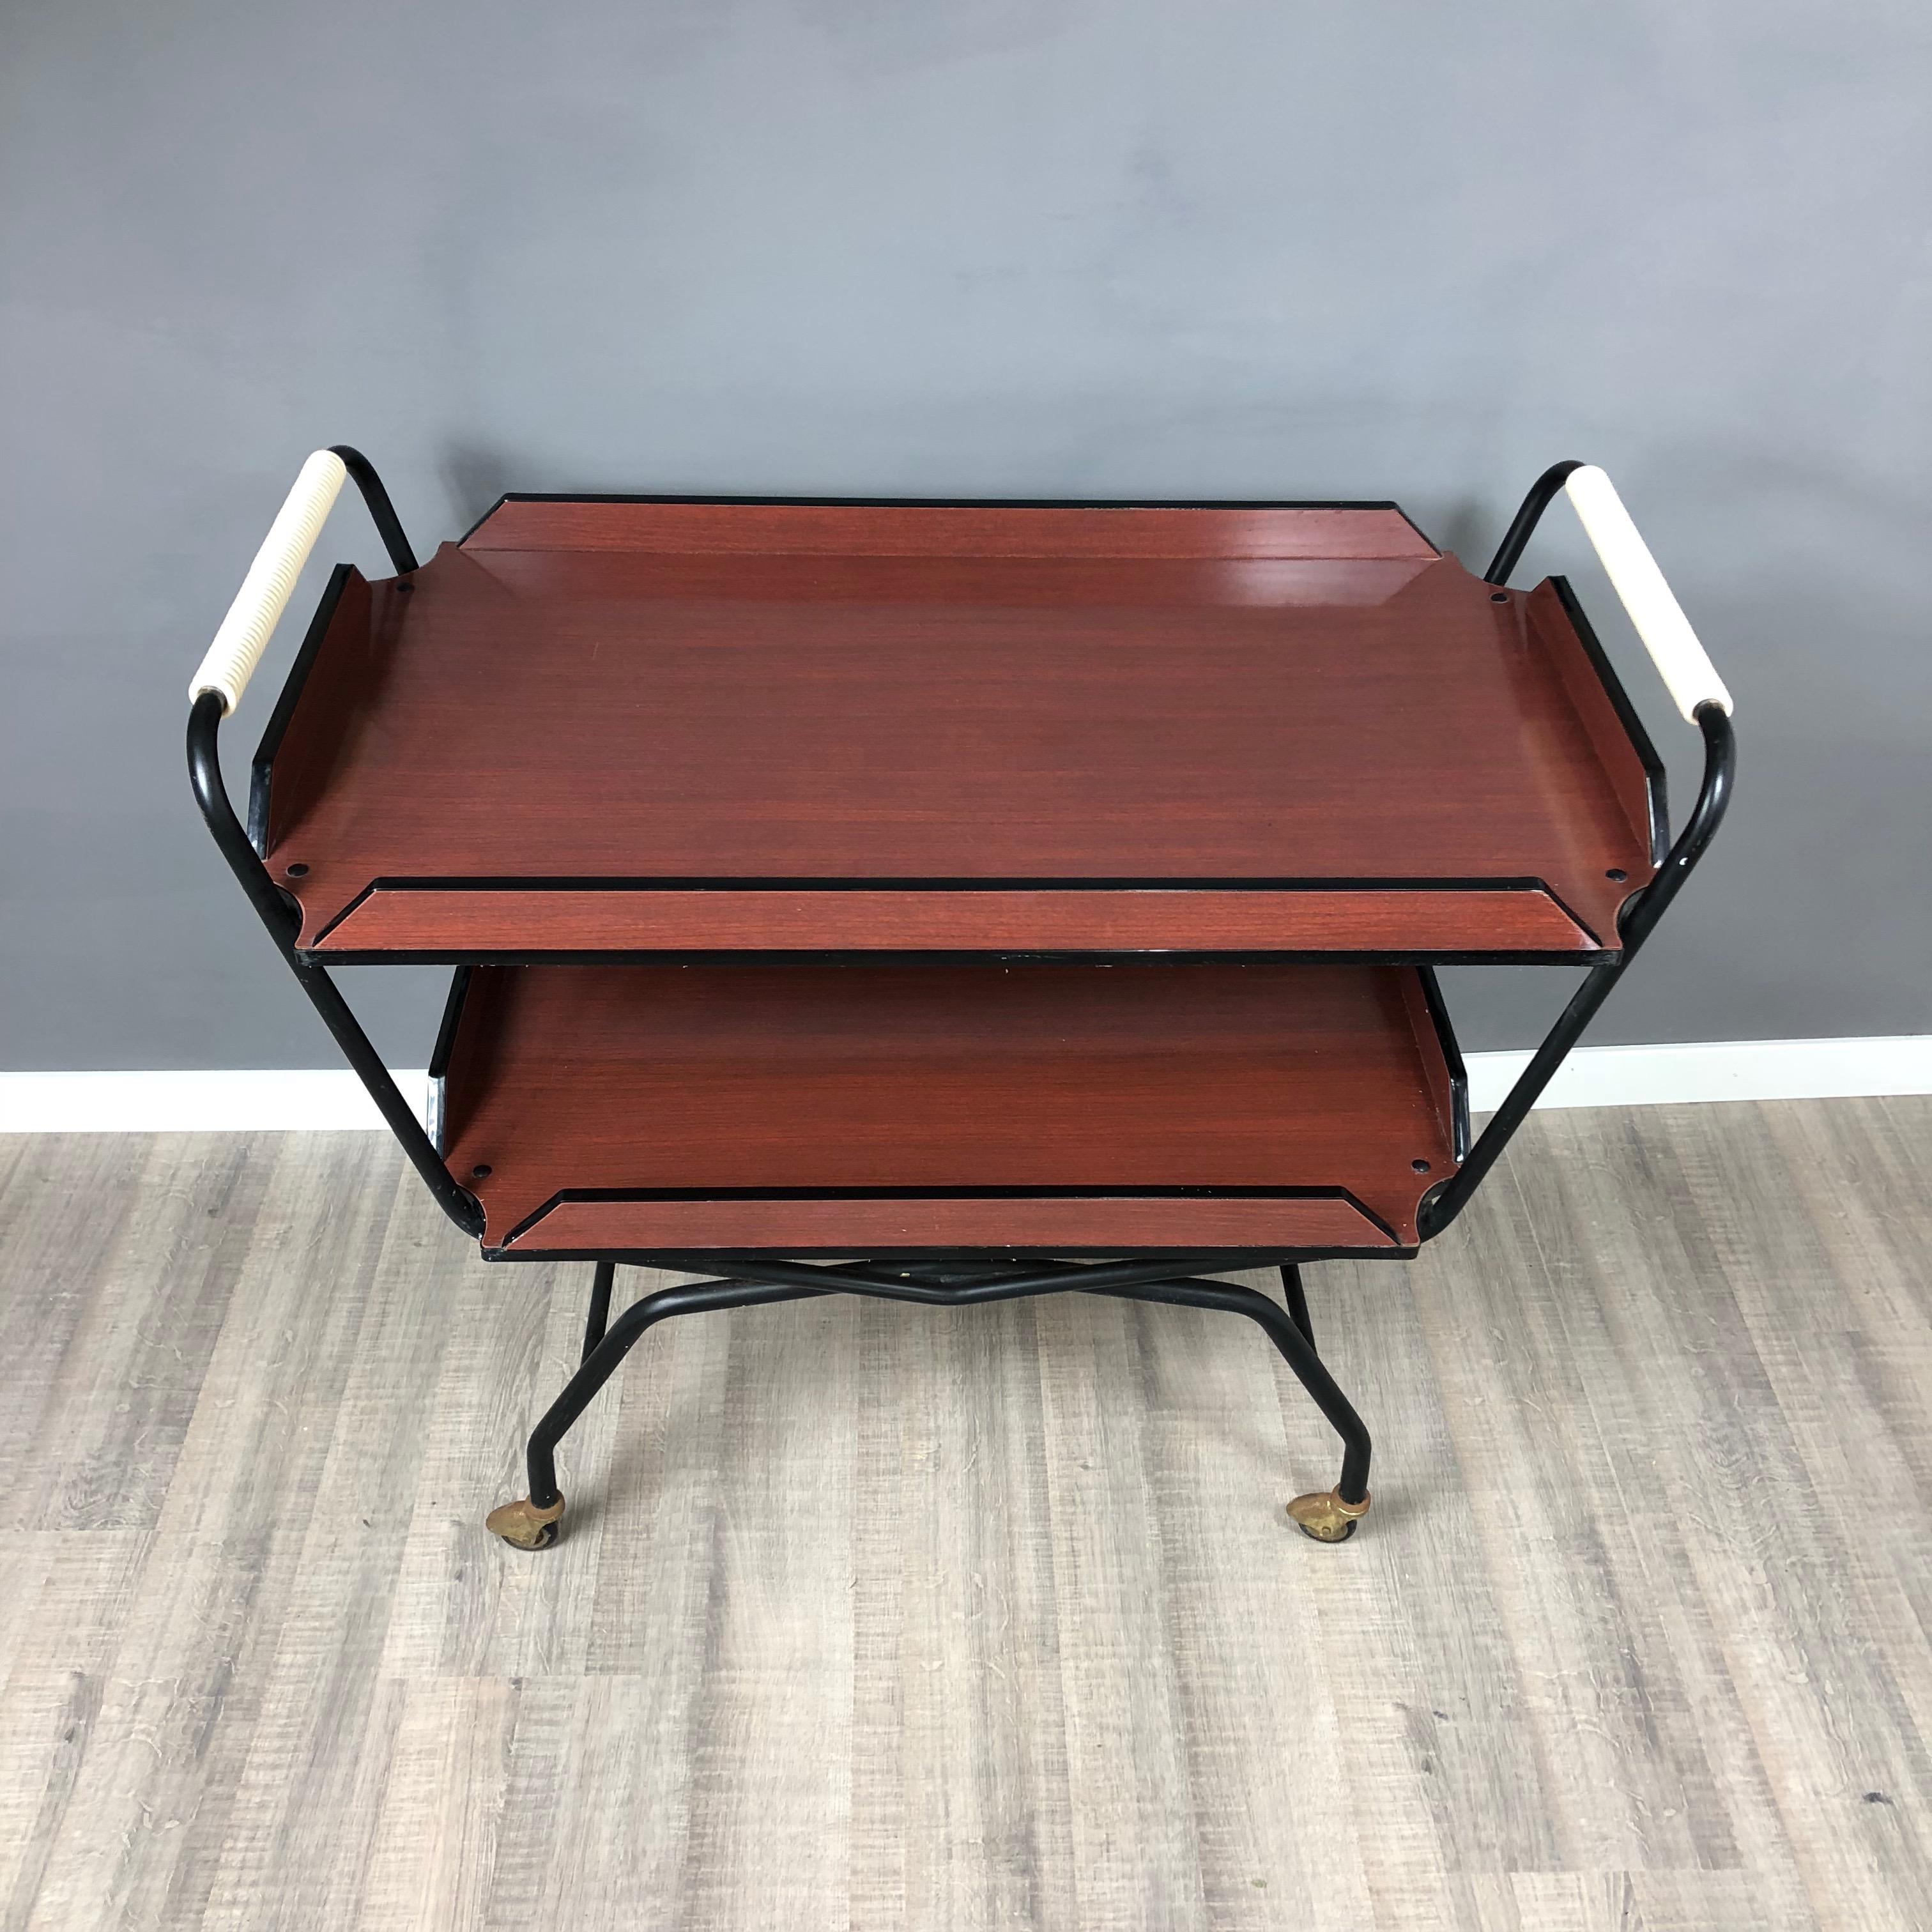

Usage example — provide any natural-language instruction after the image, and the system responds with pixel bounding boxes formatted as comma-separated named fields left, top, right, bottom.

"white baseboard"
left=0, top=1069, right=436, bottom=1133
left=0, top=1037, right=1927, bottom=1133
left=1462, top=1034, right=1932, bottom=1112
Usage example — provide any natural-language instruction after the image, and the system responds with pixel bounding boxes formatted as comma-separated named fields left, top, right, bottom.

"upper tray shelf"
left=254, top=498, right=1664, bottom=960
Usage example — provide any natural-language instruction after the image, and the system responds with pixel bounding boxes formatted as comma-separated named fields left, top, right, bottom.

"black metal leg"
left=581, top=1260, right=617, bottom=1362
left=1280, top=1263, right=1314, bottom=1351
left=486, top=1273, right=825, bottom=1549
left=1088, top=1276, right=1370, bottom=1535
left=487, top=1255, right=1375, bottom=1551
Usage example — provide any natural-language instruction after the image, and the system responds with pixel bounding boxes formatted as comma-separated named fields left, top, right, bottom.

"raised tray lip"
left=459, top=488, right=1442, bottom=553
left=487, top=1183, right=1407, bottom=1255
left=484, top=1240, right=1424, bottom=1264
left=1549, top=572, right=1669, bottom=866
left=298, top=875, right=1621, bottom=965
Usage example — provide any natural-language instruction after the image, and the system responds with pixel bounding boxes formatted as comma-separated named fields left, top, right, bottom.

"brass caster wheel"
left=1287, top=1487, right=1370, bottom=1543
left=486, top=1494, right=565, bottom=1551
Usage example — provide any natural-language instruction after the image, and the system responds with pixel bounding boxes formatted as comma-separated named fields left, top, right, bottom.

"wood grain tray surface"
left=255, top=500, right=1662, bottom=958
left=434, top=959, right=1462, bottom=1255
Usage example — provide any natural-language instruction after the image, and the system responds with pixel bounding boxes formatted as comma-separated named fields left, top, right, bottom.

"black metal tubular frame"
left=328, top=444, right=419, bottom=574
left=1280, top=1263, right=1314, bottom=1346
left=187, top=450, right=1735, bottom=1544
left=1416, top=465, right=1738, bottom=1238
left=1483, top=459, right=1583, bottom=585
left=581, top=1259, right=617, bottom=1361
left=518, top=1255, right=1371, bottom=1515
left=190, top=689, right=485, bottom=1236
left=1417, top=704, right=1732, bottom=1236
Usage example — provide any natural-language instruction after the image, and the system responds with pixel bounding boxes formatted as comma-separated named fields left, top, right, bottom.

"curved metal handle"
left=1561, top=466, right=1733, bottom=723
left=188, top=450, right=349, bottom=714
left=1487, top=460, right=1735, bottom=725
left=187, top=445, right=417, bottom=716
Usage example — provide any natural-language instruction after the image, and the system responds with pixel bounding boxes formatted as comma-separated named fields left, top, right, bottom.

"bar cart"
left=187, top=454, right=1733, bottom=1551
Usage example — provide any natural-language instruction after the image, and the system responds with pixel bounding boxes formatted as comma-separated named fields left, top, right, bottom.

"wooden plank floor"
left=0, top=1099, right=1927, bottom=1930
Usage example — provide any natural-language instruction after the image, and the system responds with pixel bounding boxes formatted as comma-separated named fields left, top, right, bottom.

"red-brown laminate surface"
left=438, top=962, right=1459, bottom=1253
left=261, top=502, right=1658, bottom=956
left=318, top=884, right=1595, bottom=956
left=514, top=1195, right=1392, bottom=1254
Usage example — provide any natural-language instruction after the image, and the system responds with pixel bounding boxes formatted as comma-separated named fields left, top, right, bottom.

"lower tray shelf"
left=434, top=962, right=1465, bottom=1256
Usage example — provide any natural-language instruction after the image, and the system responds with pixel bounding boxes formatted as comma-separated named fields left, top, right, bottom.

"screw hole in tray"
left=1606, top=868, right=1627, bottom=882
left=471, top=1163, right=492, bottom=1179
left=1489, top=590, right=1509, bottom=604
left=285, top=862, right=309, bottom=878
left=1412, top=1158, right=1432, bottom=1174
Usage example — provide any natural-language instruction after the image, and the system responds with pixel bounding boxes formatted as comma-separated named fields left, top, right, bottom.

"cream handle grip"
left=188, top=450, right=349, bottom=714
left=1562, top=466, right=1733, bottom=722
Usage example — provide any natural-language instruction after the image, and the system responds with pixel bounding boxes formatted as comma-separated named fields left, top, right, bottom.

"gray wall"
left=3, top=1, right=1928, bottom=1071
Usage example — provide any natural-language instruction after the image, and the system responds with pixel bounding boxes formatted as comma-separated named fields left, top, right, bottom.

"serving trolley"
left=188, top=453, right=1733, bottom=1551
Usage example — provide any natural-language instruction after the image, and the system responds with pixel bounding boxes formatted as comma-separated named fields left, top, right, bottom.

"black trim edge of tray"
left=1548, top=573, right=1670, bottom=866
left=1414, top=963, right=1471, bottom=1162
left=248, top=561, right=355, bottom=859
left=457, top=490, right=1440, bottom=554
left=423, top=964, right=473, bottom=1159
left=305, top=945, right=1621, bottom=968
left=487, top=1242, right=1423, bottom=1264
